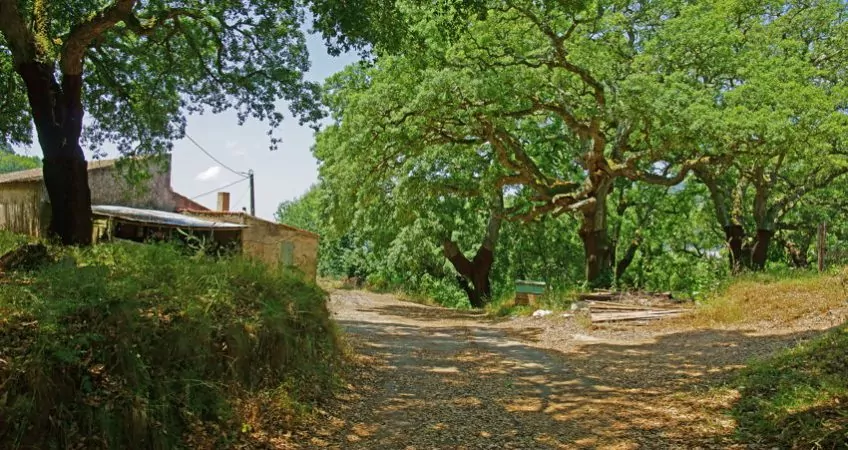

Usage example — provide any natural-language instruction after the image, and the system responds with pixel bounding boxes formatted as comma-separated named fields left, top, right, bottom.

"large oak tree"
left=314, top=0, right=718, bottom=287
left=0, top=0, right=413, bottom=244
left=646, top=0, right=848, bottom=271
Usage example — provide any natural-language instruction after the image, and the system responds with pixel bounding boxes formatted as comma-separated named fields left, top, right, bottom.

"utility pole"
left=248, top=169, right=256, bottom=216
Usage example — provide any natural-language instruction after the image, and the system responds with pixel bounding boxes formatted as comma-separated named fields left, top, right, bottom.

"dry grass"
left=666, top=271, right=848, bottom=329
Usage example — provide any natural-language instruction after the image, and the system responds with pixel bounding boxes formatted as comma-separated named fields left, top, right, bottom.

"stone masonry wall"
left=184, top=211, right=319, bottom=282
left=88, top=158, right=176, bottom=211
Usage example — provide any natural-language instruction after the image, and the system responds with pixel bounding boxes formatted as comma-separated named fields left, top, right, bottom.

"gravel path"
left=292, top=290, right=824, bottom=450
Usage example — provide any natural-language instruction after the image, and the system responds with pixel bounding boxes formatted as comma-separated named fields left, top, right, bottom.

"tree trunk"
left=448, top=246, right=494, bottom=308
left=783, top=239, right=810, bottom=268
left=443, top=197, right=503, bottom=308
left=615, top=238, right=641, bottom=281
left=444, top=242, right=494, bottom=308
left=17, top=62, right=92, bottom=245
left=579, top=182, right=613, bottom=288
left=580, top=227, right=612, bottom=288
left=750, top=229, right=773, bottom=270
left=724, top=224, right=747, bottom=273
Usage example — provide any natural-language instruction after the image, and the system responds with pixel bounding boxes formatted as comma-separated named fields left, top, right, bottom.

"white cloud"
left=225, top=140, right=239, bottom=149
left=195, top=166, right=222, bottom=181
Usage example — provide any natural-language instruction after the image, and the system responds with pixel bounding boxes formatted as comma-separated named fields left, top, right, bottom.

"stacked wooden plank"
left=582, top=297, right=688, bottom=323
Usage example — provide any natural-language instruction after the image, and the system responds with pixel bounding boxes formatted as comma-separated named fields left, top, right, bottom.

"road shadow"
left=304, top=318, right=825, bottom=449
left=358, top=303, right=492, bottom=322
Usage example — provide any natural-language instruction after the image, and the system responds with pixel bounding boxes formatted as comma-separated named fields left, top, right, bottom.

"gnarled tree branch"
left=61, top=0, right=137, bottom=74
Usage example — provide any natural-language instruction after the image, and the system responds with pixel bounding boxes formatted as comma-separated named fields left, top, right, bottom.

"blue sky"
left=15, top=33, right=357, bottom=220
left=164, top=34, right=358, bottom=218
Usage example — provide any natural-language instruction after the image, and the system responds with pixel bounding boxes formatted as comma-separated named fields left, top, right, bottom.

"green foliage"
left=306, top=0, right=848, bottom=302
left=0, top=0, right=428, bottom=153
left=0, top=62, right=30, bottom=147
left=0, top=230, right=30, bottom=250
left=0, top=151, right=41, bottom=173
left=496, top=215, right=584, bottom=289
left=0, top=235, right=340, bottom=449
left=733, top=326, right=848, bottom=448
left=276, top=184, right=365, bottom=279
left=276, top=184, right=324, bottom=235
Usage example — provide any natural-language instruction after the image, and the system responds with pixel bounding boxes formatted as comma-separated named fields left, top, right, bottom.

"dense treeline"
left=277, top=0, right=848, bottom=307
left=0, top=146, right=41, bottom=173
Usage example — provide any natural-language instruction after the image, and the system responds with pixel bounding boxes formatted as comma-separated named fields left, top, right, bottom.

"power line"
left=191, top=178, right=248, bottom=200
left=184, top=133, right=248, bottom=178
left=231, top=184, right=250, bottom=211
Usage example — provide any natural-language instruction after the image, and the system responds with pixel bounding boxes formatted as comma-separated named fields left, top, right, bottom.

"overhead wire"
left=231, top=184, right=250, bottom=212
left=190, top=177, right=249, bottom=200
left=184, top=133, right=248, bottom=178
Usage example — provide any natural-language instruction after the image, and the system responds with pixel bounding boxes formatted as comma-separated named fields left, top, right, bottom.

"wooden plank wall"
left=0, top=184, right=45, bottom=237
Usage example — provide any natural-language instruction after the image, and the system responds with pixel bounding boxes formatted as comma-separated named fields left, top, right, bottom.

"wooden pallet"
left=578, top=291, right=673, bottom=302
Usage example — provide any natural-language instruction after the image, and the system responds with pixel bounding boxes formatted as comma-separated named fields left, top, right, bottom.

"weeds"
left=0, top=235, right=341, bottom=449
left=733, top=325, right=848, bottom=448
left=483, top=285, right=577, bottom=318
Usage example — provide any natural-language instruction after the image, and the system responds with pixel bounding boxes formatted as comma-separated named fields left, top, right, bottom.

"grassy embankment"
left=680, top=271, right=848, bottom=448
left=734, top=324, right=847, bottom=448
left=0, top=232, right=342, bottom=449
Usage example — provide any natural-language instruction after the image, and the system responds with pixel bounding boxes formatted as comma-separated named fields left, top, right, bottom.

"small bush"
left=733, top=325, right=848, bottom=449
left=364, top=272, right=390, bottom=292
left=0, top=239, right=340, bottom=449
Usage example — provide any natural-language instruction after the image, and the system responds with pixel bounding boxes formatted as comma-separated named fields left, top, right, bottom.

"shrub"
left=0, top=239, right=340, bottom=449
left=733, top=325, right=848, bottom=449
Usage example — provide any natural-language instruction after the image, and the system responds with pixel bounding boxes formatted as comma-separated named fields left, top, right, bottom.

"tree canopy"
left=0, top=0, right=424, bottom=244
left=310, top=0, right=848, bottom=304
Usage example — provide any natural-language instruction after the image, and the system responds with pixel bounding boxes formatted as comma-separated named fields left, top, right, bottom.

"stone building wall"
left=0, top=156, right=183, bottom=238
left=88, top=157, right=177, bottom=211
left=184, top=211, right=319, bottom=282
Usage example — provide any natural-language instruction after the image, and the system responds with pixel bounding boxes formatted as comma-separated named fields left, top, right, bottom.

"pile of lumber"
left=587, top=301, right=687, bottom=323
left=570, top=290, right=691, bottom=323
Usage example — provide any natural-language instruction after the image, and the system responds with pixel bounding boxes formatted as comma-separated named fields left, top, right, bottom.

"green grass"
left=733, top=325, right=848, bottom=449
left=0, top=233, right=341, bottom=449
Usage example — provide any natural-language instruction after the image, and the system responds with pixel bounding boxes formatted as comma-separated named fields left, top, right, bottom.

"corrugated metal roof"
left=92, top=205, right=246, bottom=230
left=0, top=159, right=119, bottom=184
left=181, top=209, right=320, bottom=238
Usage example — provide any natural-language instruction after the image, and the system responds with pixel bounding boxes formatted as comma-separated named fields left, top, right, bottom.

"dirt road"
left=295, top=290, right=818, bottom=449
